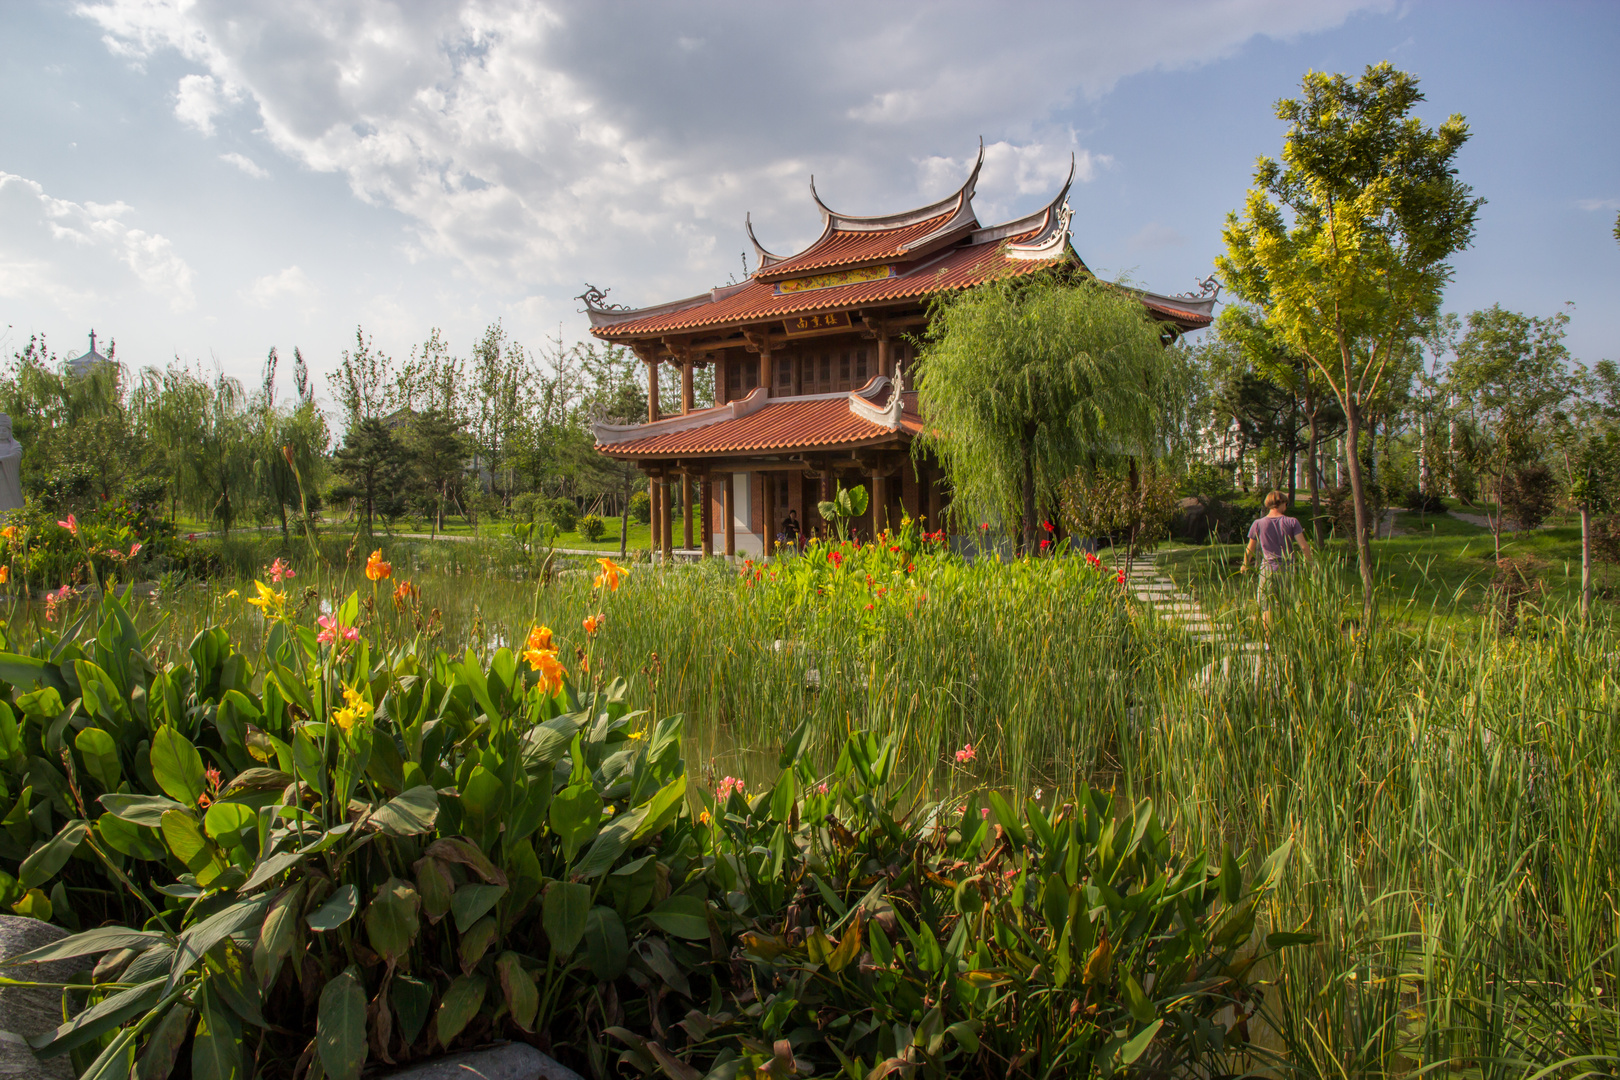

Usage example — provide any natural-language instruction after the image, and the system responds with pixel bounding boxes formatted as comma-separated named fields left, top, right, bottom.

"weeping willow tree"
left=913, top=273, right=1189, bottom=553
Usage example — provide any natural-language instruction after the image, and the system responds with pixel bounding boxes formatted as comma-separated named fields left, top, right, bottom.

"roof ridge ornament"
left=745, top=213, right=784, bottom=270
left=805, top=138, right=986, bottom=232
left=1177, top=274, right=1221, bottom=301
left=576, top=283, right=630, bottom=313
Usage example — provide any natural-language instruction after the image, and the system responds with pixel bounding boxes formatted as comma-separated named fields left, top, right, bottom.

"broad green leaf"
left=317, top=966, right=368, bottom=1080
left=434, top=973, right=486, bottom=1047
left=461, top=765, right=505, bottom=835
left=422, top=837, right=506, bottom=884
left=98, top=793, right=185, bottom=827
left=1266, top=930, right=1319, bottom=948
left=96, top=813, right=167, bottom=861
left=391, top=975, right=432, bottom=1048
left=369, top=785, right=439, bottom=836
left=415, top=856, right=454, bottom=922
left=5, top=926, right=168, bottom=966
left=192, top=984, right=245, bottom=1080
left=134, top=1002, right=192, bottom=1080
left=365, top=878, right=420, bottom=965
left=1123, top=973, right=1155, bottom=1024
left=28, top=977, right=163, bottom=1057
left=150, top=727, right=205, bottom=806
left=543, top=881, right=591, bottom=957
left=307, top=884, right=359, bottom=932
left=20, top=819, right=88, bottom=888
left=1219, top=843, right=1241, bottom=906
left=496, top=951, right=538, bottom=1031
left=203, top=802, right=255, bottom=844
left=574, top=804, right=649, bottom=879
left=986, top=791, right=1027, bottom=847
left=549, top=782, right=602, bottom=862
left=946, top=1019, right=982, bottom=1053
left=169, top=896, right=272, bottom=993
left=632, top=774, right=687, bottom=842
left=450, top=883, right=506, bottom=933
left=159, top=810, right=226, bottom=883
left=769, top=771, right=795, bottom=824
left=777, top=720, right=809, bottom=769
left=457, top=915, right=498, bottom=973
left=254, top=883, right=305, bottom=990
left=583, top=906, right=629, bottom=981
left=240, top=850, right=304, bottom=893
left=1118, top=1019, right=1163, bottom=1066
left=645, top=895, right=709, bottom=940
left=74, top=727, right=121, bottom=790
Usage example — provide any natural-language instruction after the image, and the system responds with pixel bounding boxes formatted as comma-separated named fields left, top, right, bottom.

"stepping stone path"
left=1120, top=554, right=1262, bottom=685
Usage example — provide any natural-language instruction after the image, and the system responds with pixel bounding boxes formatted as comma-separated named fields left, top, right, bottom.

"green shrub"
left=1500, top=463, right=1558, bottom=530
left=577, top=513, right=605, bottom=542
left=628, top=490, right=651, bottom=525
left=546, top=497, right=579, bottom=533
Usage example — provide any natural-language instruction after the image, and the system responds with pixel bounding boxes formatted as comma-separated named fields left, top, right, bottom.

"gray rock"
left=381, top=1042, right=583, bottom=1080
left=0, top=916, right=82, bottom=1080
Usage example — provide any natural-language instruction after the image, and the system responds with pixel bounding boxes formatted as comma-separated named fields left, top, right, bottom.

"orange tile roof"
left=598, top=393, right=921, bottom=459
left=759, top=213, right=955, bottom=278
left=593, top=236, right=1045, bottom=339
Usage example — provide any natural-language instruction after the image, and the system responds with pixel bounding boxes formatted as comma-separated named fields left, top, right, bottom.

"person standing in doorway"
left=782, top=509, right=802, bottom=552
left=1242, top=490, right=1311, bottom=634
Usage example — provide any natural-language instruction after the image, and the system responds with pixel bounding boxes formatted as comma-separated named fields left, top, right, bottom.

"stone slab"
left=0, top=916, right=83, bottom=1080
left=381, top=1043, right=583, bottom=1080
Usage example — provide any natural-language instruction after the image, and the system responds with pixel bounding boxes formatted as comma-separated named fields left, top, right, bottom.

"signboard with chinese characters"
left=776, top=264, right=892, bottom=294
left=782, top=311, right=852, bottom=337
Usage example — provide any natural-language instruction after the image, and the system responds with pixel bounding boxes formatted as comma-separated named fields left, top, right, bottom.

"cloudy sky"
left=2, top=0, right=1617, bottom=401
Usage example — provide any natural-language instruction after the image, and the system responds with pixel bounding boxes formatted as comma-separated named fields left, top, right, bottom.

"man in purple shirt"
left=1243, top=490, right=1312, bottom=631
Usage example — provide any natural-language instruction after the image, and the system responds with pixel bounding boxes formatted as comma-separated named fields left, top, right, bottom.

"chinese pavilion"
left=587, top=147, right=1215, bottom=558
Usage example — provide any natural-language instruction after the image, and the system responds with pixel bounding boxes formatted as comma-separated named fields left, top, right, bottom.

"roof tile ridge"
left=594, top=387, right=771, bottom=446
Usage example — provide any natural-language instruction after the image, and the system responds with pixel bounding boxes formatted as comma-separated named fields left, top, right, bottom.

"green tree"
left=1553, top=358, right=1620, bottom=619
left=914, top=274, right=1184, bottom=553
left=1447, top=304, right=1571, bottom=557
left=406, top=407, right=470, bottom=536
left=333, top=418, right=406, bottom=535
left=1218, top=62, right=1483, bottom=617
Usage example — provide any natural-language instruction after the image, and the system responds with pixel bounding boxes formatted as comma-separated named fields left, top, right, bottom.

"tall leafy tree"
left=1448, top=304, right=1572, bottom=557
left=406, top=408, right=470, bottom=536
left=333, top=418, right=406, bottom=535
left=1554, top=359, right=1620, bottom=620
left=914, top=274, right=1185, bottom=553
left=1219, top=62, right=1483, bottom=617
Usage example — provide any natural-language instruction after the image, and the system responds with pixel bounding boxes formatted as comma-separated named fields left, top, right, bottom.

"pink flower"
left=981, top=808, right=990, bottom=819
left=816, top=782, right=829, bottom=795
left=954, top=742, right=976, bottom=764
left=266, top=557, right=295, bottom=583
left=128, top=542, right=142, bottom=558
left=186, top=533, right=197, bottom=541
left=716, top=776, right=745, bottom=799
left=44, top=584, right=74, bottom=622
left=316, top=615, right=359, bottom=645
left=57, top=514, right=77, bottom=536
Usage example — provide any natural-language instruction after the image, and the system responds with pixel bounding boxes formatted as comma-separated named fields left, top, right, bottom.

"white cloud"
left=241, top=265, right=314, bottom=307
left=1576, top=197, right=1619, bottom=211
left=0, top=171, right=195, bottom=312
left=220, top=151, right=268, bottom=178
left=75, top=0, right=1389, bottom=302
left=174, top=72, right=234, bottom=135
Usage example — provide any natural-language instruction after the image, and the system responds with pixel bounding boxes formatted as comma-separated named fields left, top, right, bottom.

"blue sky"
left=1, top=0, right=1616, bottom=402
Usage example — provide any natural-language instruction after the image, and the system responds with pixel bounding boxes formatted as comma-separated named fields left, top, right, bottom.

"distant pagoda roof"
left=64, top=330, right=112, bottom=378
left=583, top=144, right=1216, bottom=340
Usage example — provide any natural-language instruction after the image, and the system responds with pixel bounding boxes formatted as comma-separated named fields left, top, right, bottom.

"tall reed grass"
left=5, top=536, right=1614, bottom=1077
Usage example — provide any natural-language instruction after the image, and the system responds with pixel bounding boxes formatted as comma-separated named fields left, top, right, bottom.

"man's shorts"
left=1257, top=564, right=1291, bottom=612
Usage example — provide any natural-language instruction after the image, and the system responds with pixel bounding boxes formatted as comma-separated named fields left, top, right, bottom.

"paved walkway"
left=1123, top=553, right=1264, bottom=685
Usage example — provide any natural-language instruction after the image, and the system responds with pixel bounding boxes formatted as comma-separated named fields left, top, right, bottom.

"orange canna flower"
left=0, top=566, right=8, bottom=585
left=0, top=525, right=19, bottom=544
left=525, top=625, right=554, bottom=653
left=593, top=557, right=629, bottom=591
left=526, top=647, right=567, bottom=695
left=583, top=613, right=605, bottom=635
left=365, top=549, right=392, bottom=581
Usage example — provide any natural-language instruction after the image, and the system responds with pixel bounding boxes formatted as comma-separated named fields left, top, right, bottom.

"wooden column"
left=649, top=477, right=659, bottom=554
left=723, top=474, right=736, bottom=557
left=646, top=358, right=661, bottom=421
left=660, top=476, right=674, bottom=561
left=871, top=471, right=888, bottom=540
left=681, top=361, right=694, bottom=414
left=716, top=354, right=729, bottom=405
left=759, top=342, right=772, bottom=397
left=792, top=353, right=803, bottom=396
left=682, top=474, right=693, bottom=549
left=761, top=472, right=776, bottom=558
left=701, top=473, right=714, bottom=557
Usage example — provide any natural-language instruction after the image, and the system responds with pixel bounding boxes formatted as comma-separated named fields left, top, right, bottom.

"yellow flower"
left=245, top=580, right=287, bottom=616
left=332, top=685, right=373, bottom=732
left=594, top=557, right=629, bottom=591
left=603, top=805, right=616, bottom=817
left=525, top=647, right=567, bottom=696
left=225, top=588, right=239, bottom=599
left=698, top=810, right=712, bottom=827
left=525, top=625, right=554, bottom=653
left=365, top=549, right=392, bottom=581
left=628, top=730, right=645, bottom=741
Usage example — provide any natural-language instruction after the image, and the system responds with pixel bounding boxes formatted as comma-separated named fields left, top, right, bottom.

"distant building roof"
left=64, top=330, right=112, bottom=378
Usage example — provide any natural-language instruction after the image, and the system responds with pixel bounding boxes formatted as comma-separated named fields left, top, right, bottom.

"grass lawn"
left=169, top=513, right=658, bottom=552
left=1156, top=510, right=1608, bottom=627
